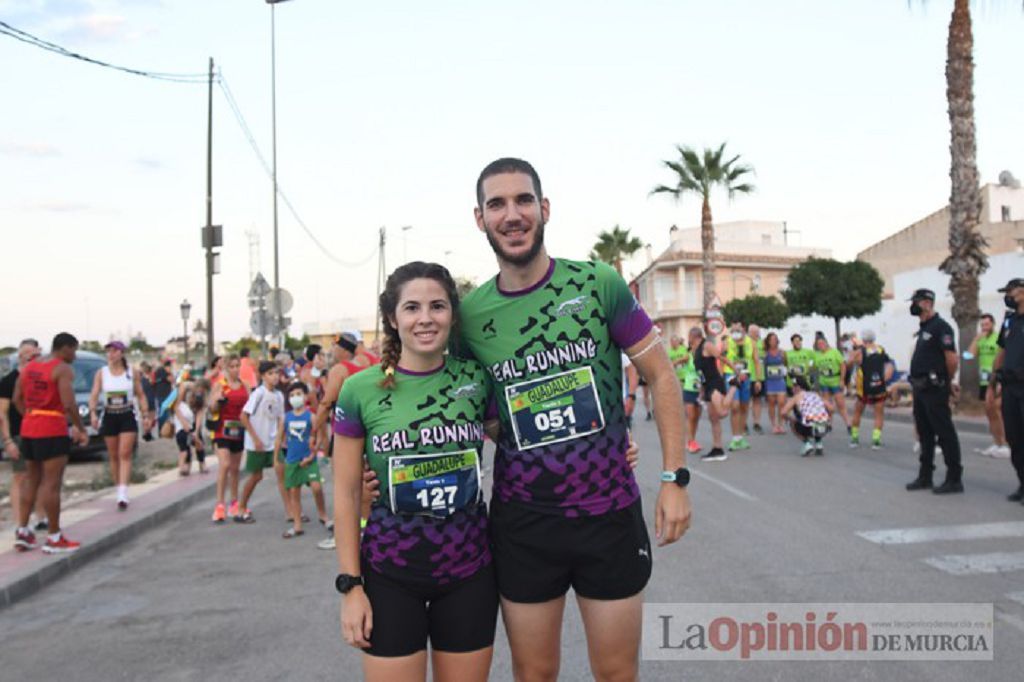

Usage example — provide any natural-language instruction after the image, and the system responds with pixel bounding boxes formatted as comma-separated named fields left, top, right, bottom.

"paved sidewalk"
left=885, top=406, right=990, bottom=435
left=0, top=460, right=219, bottom=609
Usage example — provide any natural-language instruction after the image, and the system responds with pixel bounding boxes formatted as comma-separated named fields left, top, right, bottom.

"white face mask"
left=731, top=332, right=743, bottom=341
left=310, top=367, right=322, bottom=378
left=289, top=395, right=305, bottom=409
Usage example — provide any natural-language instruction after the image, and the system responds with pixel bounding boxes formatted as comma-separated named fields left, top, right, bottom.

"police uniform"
left=906, top=288, right=963, bottom=493
left=996, top=278, right=1024, bottom=501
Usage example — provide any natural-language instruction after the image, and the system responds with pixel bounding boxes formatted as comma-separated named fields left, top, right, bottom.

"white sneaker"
left=975, top=443, right=998, bottom=457
left=993, top=445, right=1011, bottom=459
left=317, top=536, right=336, bottom=550
left=913, top=442, right=921, bottom=455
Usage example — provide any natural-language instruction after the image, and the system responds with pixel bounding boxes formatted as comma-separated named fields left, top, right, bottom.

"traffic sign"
left=248, top=273, right=272, bottom=304
left=267, top=288, right=293, bottom=317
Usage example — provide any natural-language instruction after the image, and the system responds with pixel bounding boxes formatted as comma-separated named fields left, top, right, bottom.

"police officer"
left=994, top=278, right=1024, bottom=503
left=906, top=288, right=964, bottom=494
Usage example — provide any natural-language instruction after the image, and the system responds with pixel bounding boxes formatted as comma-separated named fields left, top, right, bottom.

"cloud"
left=23, top=200, right=95, bottom=213
left=0, top=142, right=61, bottom=158
left=1, top=1, right=161, bottom=44
left=133, top=156, right=165, bottom=170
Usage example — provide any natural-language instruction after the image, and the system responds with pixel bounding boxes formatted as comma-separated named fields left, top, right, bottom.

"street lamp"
left=267, top=0, right=294, bottom=345
left=180, top=299, right=192, bottom=363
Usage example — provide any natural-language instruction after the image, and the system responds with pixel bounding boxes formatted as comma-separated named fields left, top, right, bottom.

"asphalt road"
left=2, top=412, right=1023, bottom=681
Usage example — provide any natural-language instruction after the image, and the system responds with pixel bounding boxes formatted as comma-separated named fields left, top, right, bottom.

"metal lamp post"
left=180, top=299, right=192, bottom=363
left=267, top=0, right=294, bottom=346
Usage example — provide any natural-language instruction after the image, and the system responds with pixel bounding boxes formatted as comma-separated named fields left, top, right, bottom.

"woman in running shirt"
left=88, top=341, right=153, bottom=510
left=209, top=356, right=249, bottom=523
left=693, top=324, right=740, bottom=461
left=334, top=262, right=499, bottom=681
left=761, top=333, right=788, bottom=434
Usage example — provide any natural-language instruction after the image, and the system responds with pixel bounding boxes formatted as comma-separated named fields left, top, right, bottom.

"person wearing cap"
left=87, top=341, right=154, bottom=510
left=993, top=278, right=1024, bottom=503
left=905, top=288, right=963, bottom=494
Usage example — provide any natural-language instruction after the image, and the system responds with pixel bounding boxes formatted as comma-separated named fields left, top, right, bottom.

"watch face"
left=676, top=468, right=690, bottom=487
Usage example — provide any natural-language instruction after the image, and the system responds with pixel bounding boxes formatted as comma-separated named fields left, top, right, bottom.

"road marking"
left=923, top=551, right=1024, bottom=576
left=690, top=469, right=757, bottom=502
left=857, top=521, right=1024, bottom=545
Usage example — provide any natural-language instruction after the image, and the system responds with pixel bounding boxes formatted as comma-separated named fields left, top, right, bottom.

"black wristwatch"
left=335, top=574, right=364, bottom=594
left=660, top=467, right=691, bottom=488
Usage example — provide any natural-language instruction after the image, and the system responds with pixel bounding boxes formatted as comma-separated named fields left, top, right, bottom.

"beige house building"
left=631, top=221, right=831, bottom=339
left=858, top=178, right=1024, bottom=297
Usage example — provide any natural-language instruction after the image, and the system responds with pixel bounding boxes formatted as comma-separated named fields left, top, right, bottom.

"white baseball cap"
left=343, top=329, right=363, bottom=344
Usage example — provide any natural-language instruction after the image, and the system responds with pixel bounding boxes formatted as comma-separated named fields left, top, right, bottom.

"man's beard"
left=484, top=219, right=546, bottom=267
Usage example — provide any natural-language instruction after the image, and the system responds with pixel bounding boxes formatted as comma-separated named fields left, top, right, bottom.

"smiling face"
left=388, top=277, right=453, bottom=360
left=106, top=346, right=123, bottom=367
left=474, top=171, right=550, bottom=267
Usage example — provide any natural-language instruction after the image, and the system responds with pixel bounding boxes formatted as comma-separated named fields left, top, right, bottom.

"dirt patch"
left=0, top=437, right=182, bottom=530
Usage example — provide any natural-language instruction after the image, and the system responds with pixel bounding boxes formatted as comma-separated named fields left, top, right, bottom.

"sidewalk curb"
left=0, top=473, right=217, bottom=610
left=886, top=411, right=990, bottom=436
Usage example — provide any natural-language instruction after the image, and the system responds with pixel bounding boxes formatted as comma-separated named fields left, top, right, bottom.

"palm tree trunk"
left=940, top=0, right=987, bottom=407
left=700, top=195, right=716, bottom=311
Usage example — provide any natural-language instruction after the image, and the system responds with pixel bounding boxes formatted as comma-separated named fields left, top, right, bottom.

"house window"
left=683, top=270, right=700, bottom=309
left=1002, top=205, right=1012, bottom=222
left=655, top=274, right=675, bottom=304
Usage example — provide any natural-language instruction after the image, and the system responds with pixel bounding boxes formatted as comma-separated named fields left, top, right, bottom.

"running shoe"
left=753, top=424, right=763, bottom=434
left=212, top=503, right=227, bottom=523
left=701, top=448, right=727, bottom=462
left=117, top=495, right=129, bottom=511
left=913, top=441, right=921, bottom=455
left=735, top=437, right=751, bottom=451
left=974, top=443, right=997, bottom=456
left=686, top=440, right=701, bottom=454
left=814, top=440, right=825, bottom=456
left=42, top=535, right=81, bottom=554
left=317, top=536, right=336, bottom=550
left=993, top=445, right=1011, bottom=459
left=727, top=438, right=743, bottom=451
left=801, top=442, right=815, bottom=457
left=282, top=528, right=305, bottom=539
left=849, top=437, right=859, bottom=449
left=14, top=528, right=38, bottom=552
left=234, top=510, right=255, bottom=524
left=871, top=438, right=882, bottom=451
left=33, top=519, right=48, bottom=532
left=319, top=518, right=334, bottom=532
left=228, top=500, right=240, bottom=517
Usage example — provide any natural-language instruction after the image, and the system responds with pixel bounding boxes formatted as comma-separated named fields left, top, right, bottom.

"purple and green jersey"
left=332, top=358, right=494, bottom=587
left=456, top=258, right=653, bottom=518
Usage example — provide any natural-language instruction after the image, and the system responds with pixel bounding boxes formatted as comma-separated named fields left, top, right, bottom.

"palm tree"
left=589, top=225, right=643, bottom=276
left=650, top=143, right=754, bottom=311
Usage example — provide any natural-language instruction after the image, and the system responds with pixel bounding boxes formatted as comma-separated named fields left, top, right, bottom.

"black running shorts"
left=100, top=411, right=138, bottom=437
left=214, top=438, right=244, bottom=453
left=20, top=436, right=72, bottom=461
left=361, top=563, right=499, bottom=658
left=489, top=498, right=652, bottom=603
left=702, top=376, right=728, bottom=403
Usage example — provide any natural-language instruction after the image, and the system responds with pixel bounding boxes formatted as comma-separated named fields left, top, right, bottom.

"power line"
left=218, top=72, right=377, bottom=268
left=0, top=20, right=210, bottom=83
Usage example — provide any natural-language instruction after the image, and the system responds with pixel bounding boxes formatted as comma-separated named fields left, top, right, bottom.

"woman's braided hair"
left=378, top=261, right=460, bottom=390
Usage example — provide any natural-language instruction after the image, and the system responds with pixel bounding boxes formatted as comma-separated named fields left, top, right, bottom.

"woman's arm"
left=88, top=370, right=102, bottom=428
left=334, top=434, right=373, bottom=649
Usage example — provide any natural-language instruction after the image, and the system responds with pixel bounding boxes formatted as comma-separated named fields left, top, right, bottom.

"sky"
left=1, top=0, right=1022, bottom=349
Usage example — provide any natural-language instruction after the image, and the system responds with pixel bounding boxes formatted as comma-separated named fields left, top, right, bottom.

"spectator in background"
left=239, top=348, right=258, bottom=390
left=1, top=339, right=47, bottom=530
left=205, top=355, right=223, bottom=385
left=153, top=359, right=174, bottom=430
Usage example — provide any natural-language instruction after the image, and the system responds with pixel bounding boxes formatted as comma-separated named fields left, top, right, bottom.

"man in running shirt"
left=12, top=332, right=89, bottom=553
left=343, top=330, right=381, bottom=367
left=1, top=339, right=45, bottom=530
left=457, top=158, right=691, bottom=681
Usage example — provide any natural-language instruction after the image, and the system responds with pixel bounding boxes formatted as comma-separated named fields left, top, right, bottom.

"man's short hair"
left=981, top=313, right=995, bottom=324
left=288, top=381, right=308, bottom=395
left=305, top=344, right=322, bottom=362
left=19, top=338, right=39, bottom=349
left=258, top=360, right=277, bottom=375
left=52, top=332, right=78, bottom=351
left=240, top=348, right=251, bottom=358
left=476, top=157, right=543, bottom=208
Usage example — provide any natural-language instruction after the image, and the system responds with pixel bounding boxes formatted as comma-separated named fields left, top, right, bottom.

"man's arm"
left=627, top=329, right=690, bottom=546
left=945, top=351, right=959, bottom=382
left=0, top=396, right=18, bottom=460
left=624, top=362, right=639, bottom=419
left=314, top=365, right=348, bottom=435
left=57, top=364, right=87, bottom=445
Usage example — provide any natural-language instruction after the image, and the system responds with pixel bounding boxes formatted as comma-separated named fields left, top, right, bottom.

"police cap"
left=908, top=288, right=936, bottom=302
left=997, top=278, right=1024, bottom=293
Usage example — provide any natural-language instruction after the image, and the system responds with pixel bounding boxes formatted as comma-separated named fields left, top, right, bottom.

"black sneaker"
left=906, top=477, right=933, bottom=491
left=645, top=412, right=652, bottom=421
left=753, top=424, right=763, bottom=434
left=1009, top=488, right=1024, bottom=502
left=701, top=448, right=727, bottom=462
left=33, top=519, right=48, bottom=532
left=933, top=480, right=964, bottom=495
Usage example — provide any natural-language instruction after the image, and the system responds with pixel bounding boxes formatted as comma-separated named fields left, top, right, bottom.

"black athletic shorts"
left=979, top=385, right=991, bottom=402
left=214, top=438, right=244, bottom=453
left=20, top=436, right=72, bottom=462
left=489, top=497, right=652, bottom=603
left=100, top=410, right=138, bottom=437
left=361, top=562, right=499, bottom=658
left=701, top=377, right=728, bottom=403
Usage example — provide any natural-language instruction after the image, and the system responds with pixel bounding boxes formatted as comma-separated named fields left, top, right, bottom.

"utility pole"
left=375, top=226, right=386, bottom=343
left=204, top=56, right=216, bottom=366
left=270, top=0, right=284, bottom=348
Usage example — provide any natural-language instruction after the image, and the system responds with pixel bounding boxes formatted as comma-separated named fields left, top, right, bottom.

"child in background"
left=781, top=376, right=833, bottom=457
left=277, top=382, right=328, bottom=538
left=236, top=361, right=285, bottom=523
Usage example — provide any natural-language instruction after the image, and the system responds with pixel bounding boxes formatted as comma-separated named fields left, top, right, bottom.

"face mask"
left=310, top=367, right=322, bottom=378
left=289, top=395, right=305, bottom=409
left=731, top=332, right=742, bottom=341
left=910, top=302, right=922, bottom=316
left=842, top=342, right=853, bottom=352
left=1006, top=295, right=1018, bottom=310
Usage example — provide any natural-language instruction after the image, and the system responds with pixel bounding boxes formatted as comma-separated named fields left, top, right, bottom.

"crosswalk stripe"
left=856, top=521, right=1024, bottom=545
left=923, top=551, right=1024, bottom=576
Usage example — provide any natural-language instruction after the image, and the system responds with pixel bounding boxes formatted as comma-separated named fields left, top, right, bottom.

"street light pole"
left=267, top=0, right=293, bottom=347
left=180, top=299, right=192, bottom=364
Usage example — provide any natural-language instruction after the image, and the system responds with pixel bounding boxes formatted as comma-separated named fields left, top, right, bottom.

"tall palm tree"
left=650, top=143, right=754, bottom=311
left=589, top=225, right=643, bottom=276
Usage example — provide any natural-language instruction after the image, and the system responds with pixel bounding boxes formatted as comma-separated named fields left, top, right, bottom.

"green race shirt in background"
left=333, top=358, right=493, bottom=586
left=752, top=338, right=766, bottom=381
left=977, top=332, right=999, bottom=385
left=725, top=336, right=755, bottom=376
left=785, top=348, right=815, bottom=386
left=668, top=345, right=689, bottom=384
left=456, top=258, right=651, bottom=517
left=814, top=348, right=845, bottom=388
left=682, top=352, right=700, bottom=392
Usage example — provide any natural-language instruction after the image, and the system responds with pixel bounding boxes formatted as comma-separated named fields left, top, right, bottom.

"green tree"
left=783, top=259, right=884, bottom=344
left=589, top=225, right=643, bottom=276
left=650, top=143, right=755, bottom=311
left=722, top=294, right=791, bottom=330
left=80, top=340, right=103, bottom=353
left=128, top=335, right=155, bottom=353
left=230, top=337, right=262, bottom=354
left=284, top=333, right=311, bottom=354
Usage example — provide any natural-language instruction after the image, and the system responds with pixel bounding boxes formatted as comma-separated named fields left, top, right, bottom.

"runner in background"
left=748, top=324, right=766, bottom=434
left=239, top=348, right=259, bottom=390
left=785, top=334, right=814, bottom=396
left=345, top=330, right=381, bottom=367
left=209, top=356, right=249, bottom=523
left=849, top=329, right=893, bottom=450
left=236, top=361, right=286, bottom=523
left=88, top=341, right=153, bottom=510
left=761, top=332, right=788, bottom=434
left=0, top=339, right=45, bottom=531
left=969, top=314, right=1008, bottom=458
left=12, top=332, right=90, bottom=554
left=812, top=334, right=850, bottom=434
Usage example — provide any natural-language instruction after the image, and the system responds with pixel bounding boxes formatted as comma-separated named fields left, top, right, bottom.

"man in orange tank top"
left=12, top=332, right=89, bottom=554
